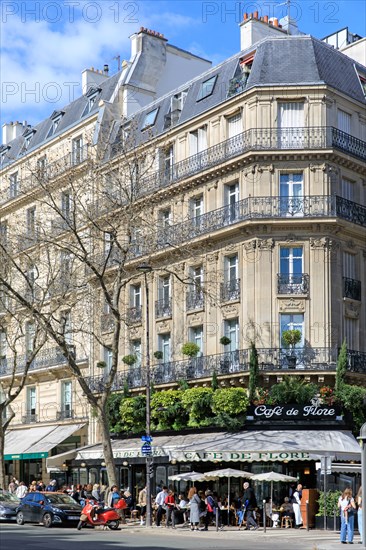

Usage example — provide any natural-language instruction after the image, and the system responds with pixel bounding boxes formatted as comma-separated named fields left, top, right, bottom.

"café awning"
left=48, top=429, right=360, bottom=465
left=4, top=423, right=85, bottom=460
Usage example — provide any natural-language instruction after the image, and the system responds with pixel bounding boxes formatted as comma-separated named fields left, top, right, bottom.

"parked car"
left=0, top=491, right=20, bottom=521
left=16, top=492, right=82, bottom=527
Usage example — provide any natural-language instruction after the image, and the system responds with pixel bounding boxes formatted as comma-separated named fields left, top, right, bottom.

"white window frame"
left=158, top=333, right=171, bottom=363
left=189, top=326, right=204, bottom=355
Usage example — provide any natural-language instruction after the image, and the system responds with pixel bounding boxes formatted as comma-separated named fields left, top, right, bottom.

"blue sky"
left=1, top=0, right=365, bottom=134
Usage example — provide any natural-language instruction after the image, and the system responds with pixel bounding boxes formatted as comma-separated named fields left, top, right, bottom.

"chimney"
left=2, top=121, right=26, bottom=145
left=103, top=64, right=109, bottom=75
left=240, top=12, right=286, bottom=50
left=81, top=67, right=109, bottom=94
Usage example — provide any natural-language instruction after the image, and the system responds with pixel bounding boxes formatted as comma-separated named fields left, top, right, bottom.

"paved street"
left=0, top=524, right=361, bottom=550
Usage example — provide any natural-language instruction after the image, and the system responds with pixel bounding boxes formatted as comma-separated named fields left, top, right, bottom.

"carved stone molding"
left=344, top=300, right=361, bottom=319
left=156, top=320, right=170, bottom=332
left=243, top=239, right=257, bottom=252
left=222, top=304, right=239, bottom=318
left=346, top=240, right=355, bottom=250
left=188, top=313, right=203, bottom=326
left=224, top=243, right=238, bottom=252
left=128, top=326, right=141, bottom=338
left=278, top=298, right=306, bottom=312
left=207, top=252, right=219, bottom=263
left=257, top=238, right=274, bottom=250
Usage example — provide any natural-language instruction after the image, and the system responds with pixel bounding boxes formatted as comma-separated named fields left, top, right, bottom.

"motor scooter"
left=77, top=499, right=122, bottom=530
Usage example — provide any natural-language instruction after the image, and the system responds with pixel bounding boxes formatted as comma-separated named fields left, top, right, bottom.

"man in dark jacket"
left=242, top=482, right=258, bottom=530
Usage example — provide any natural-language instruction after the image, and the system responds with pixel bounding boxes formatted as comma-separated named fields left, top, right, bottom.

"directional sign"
left=320, top=456, right=332, bottom=475
left=141, top=435, right=153, bottom=443
left=141, top=442, right=152, bottom=456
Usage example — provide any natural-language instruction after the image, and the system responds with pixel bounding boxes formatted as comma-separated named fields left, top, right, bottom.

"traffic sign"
left=320, top=456, right=332, bottom=475
left=141, top=435, right=153, bottom=443
left=141, top=442, right=152, bottom=456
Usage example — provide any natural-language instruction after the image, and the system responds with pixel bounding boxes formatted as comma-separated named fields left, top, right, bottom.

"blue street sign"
left=141, top=442, right=152, bottom=456
left=141, top=435, right=153, bottom=443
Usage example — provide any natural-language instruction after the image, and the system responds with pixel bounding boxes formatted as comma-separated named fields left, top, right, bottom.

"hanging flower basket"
left=154, top=351, right=163, bottom=360
left=122, top=354, right=137, bottom=366
left=220, top=336, right=231, bottom=346
left=96, top=361, right=107, bottom=369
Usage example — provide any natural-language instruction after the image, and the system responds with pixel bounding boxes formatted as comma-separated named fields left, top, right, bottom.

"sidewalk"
left=121, top=522, right=362, bottom=550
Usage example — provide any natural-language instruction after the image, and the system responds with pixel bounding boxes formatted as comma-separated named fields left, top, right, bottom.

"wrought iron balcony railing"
left=56, top=409, right=74, bottom=420
left=1, top=145, right=89, bottom=207
left=277, top=274, right=310, bottom=295
left=127, top=127, right=366, bottom=200
left=17, top=230, right=41, bottom=252
left=22, top=413, right=37, bottom=424
left=186, top=290, right=204, bottom=311
left=343, top=276, right=361, bottom=301
left=220, top=278, right=241, bottom=302
left=126, top=306, right=142, bottom=324
left=0, top=346, right=81, bottom=377
left=100, top=312, right=115, bottom=333
left=155, top=298, right=172, bottom=318
left=85, top=347, right=366, bottom=393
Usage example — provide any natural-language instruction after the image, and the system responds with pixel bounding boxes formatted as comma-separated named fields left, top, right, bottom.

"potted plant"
left=181, top=342, right=200, bottom=358
left=154, top=350, right=163, bottom=360
left=282, top=329, right=302, bottom=368
left=122, top=354, right=137, bottom=366
left=220, top=336, right=231, bottom=346
left=315, top=490, right=341, bottom=530
left=96, top=361, right=107, bottom=369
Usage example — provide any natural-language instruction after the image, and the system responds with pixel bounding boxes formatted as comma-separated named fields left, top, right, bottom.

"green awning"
left=4, top=423, right=86, bottom=461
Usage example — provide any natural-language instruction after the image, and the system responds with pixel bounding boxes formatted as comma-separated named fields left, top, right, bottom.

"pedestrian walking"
left=357, top=486, right=363, bottom=544
left=242, top=482, right=259, bottom=530
left=338, top=487, right=356, bottom=544
left=155, top=486, right=168, bottom=527
left=188, top=486, right=201, bottom=531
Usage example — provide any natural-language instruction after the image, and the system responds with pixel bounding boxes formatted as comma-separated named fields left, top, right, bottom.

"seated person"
left=280, top=497, right=294, bottom=526
left=177, top=494, right=188, bottom=523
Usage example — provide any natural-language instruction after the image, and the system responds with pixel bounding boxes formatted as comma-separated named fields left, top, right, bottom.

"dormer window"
left=358, top=73, right=366, bottom=95
left=197, top=75, right=217, bottom=101
left=228, top=53, right=255, bottom=98
left=47, top=111, right=64, bottom=138
left=82, top=88, right=100, bottom=117
left=142, top=108, right=159, bottom=130
left=164, top=90, right=188, bottom=129
left=0, top=147, right=10, bottom=167
left=22, top=129, right=36, bottom=153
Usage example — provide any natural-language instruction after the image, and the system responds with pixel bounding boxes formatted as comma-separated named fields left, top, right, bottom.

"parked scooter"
left=77, top=499, right=124, bottom=530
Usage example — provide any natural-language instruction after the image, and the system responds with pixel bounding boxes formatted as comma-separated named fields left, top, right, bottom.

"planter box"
left=315, top=515, right=340, bottom=530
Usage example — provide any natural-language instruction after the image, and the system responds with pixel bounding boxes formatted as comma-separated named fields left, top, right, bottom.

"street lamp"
left=137, top=263, right=153, bottom=528
left=357, top=423, right=366, bottom=548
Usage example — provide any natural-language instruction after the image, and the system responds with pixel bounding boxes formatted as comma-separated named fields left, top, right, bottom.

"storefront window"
left=119, top=467, right=129, bottom=490
left=156, top=466, right=167, bottom=491
left=88, top=467, right=99, bottom=485
left=79, top=468, right=88, bottom=486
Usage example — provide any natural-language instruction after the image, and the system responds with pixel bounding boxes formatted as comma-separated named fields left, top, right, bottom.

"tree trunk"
left=98, top=409, right=118, bottom=487
left=0, top=422, right=7, bottom=490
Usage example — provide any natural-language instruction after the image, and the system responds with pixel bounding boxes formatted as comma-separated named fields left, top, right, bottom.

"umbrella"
left=250, top=471, right=297, bottom=502
left=168, top=471, right=216, bottom=482
left=202, top=468, right=253, bottom=525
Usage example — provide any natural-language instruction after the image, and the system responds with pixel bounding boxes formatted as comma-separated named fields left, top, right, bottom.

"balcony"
left=56, top=409, right=75, bottom=420
left=277, top=274, right=310, bottom=295
left=0, top=346, right=79, bottom=377
left=122, top=127, right=366, bottom=200
left=186, top=290, right=204, bottom=311
left=220, top=279, right=240, bottom=302
left=343, top=277, right=361, bottom=301
left=22, top=412, right=37, bottom=424
left=85, top=347, right=366, bottom=393
left=155, top=298, right=172, bottom=318
left=126, top=306, right=142, bottom=325
left=1, top=145, right=89, bottom=207
left=100, top=312, right=115, bottom=333
left=17, top=230, right=40, bottom=252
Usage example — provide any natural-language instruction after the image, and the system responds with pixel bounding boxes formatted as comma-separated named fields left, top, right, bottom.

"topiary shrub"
left=181, top=387, right=214, bottom=427
left=269, top=376, right=318, bottom=405
left=151, top=389, right=188, bottom=431
left=119, top=395, right=146, bottom=433
left=181, top=342, right=200, bottom=357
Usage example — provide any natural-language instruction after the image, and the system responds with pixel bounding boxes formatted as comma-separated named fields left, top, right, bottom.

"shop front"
left=4, top=423, right=86, bottom=486
left=47, top=427, right=361, bottom=506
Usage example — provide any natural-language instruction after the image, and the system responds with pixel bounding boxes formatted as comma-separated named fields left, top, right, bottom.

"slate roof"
left=109, top=35, right=366, bottom=157
left=0, top=71, right=121, bottom=167
left=2, top=34, right=365, bottom=168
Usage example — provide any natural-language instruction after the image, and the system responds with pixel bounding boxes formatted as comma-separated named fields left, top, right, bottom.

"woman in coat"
left=188, top=487, right=201, bottom=531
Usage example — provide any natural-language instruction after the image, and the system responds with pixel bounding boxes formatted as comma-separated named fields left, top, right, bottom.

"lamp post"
left=358, top=423, right=366, bottom=548
left=137, top=263, right=153, bottom=528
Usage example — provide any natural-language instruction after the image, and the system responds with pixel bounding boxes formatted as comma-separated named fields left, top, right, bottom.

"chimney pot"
left=249, top=12, right=253, bottom=19
left=273, top=18, right=279, bottom=27
left=264, top=15, right=268, bottom=23
left=254, top=10, right=258, bottom=19
left=243, top=12, right=248, bottom=21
